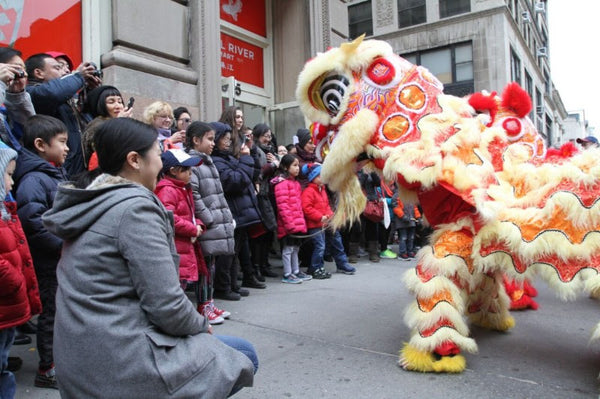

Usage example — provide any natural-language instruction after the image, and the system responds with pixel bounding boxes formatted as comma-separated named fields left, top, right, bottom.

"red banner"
left=0, top=0, right=82, bottom=66
left=221, top=33, right=264, bottom=88
left=220, top=0, right=266, bottom=37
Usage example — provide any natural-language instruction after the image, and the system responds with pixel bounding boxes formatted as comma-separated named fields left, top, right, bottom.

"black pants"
left=214, top=254, right=238, bottom=294
left=250, top=231, right=273, bottom=269
left=298, top=237, right=313, bottom=269
left=237, top=228, right=255, bottom=282
left=215, top=228, right=252, bottom=292
left=37, top=273, right=57, bottom=370
left=379, top=225, right=391, bottom=252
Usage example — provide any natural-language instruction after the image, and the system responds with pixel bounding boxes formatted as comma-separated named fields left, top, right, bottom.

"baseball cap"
left=576, top=136, right=599, bottom=145
left=45, top=51, right=74, bottom=71
left=161, top=149, right=201, bottom=173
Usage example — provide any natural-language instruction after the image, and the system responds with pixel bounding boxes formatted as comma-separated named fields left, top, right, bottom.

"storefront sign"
left=0, top=0, right=82, bottom=65
left=220, top=0, right=266, bottom=37
left=221, top=33, right=264, bottom=88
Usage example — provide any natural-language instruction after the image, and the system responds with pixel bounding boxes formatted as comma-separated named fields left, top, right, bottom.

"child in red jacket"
left=271, top=154, right=311, bottom=284
left=155, top=149, right=228, bottom=324
left=301, top=163, right=355, bottom=278
left=0, top=141, right=41, bottom=398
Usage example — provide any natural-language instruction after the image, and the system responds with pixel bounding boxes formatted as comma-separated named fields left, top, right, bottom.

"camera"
left=88, top=62, right=103, bottom=79
left=14, top=70, right=25, bottom=79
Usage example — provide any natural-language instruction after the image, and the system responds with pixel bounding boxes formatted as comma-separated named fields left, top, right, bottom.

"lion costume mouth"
left=321, top=109, right=383, bottom=227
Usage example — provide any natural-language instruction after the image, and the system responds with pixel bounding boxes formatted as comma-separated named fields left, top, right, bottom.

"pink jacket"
left=155, top=176, right=207, bottom=281
left=272, top=175, right=307, bottom=239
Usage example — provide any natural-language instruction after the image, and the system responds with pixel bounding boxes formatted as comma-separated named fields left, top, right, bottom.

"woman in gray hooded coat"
left=42, top=118, right=256, bottom=398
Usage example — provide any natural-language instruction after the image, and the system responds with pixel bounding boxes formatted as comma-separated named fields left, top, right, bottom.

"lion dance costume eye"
left=319, top=73, right=350, bottom=117
left=296, top=36, right=600, bottom=378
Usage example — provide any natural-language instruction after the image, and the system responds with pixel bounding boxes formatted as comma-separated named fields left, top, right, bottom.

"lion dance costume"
left=295, top=36, right=600, bottom=373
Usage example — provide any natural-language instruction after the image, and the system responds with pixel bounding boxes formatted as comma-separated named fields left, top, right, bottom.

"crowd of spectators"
left=0, top=48, right=431, bottom=398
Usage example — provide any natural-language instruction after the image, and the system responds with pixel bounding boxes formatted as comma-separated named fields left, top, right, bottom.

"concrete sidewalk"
left=12, top=255, right=600, bottom=398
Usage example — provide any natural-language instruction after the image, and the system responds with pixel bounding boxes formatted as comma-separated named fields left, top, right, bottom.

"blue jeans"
left=216, top=335, right=258, bottom=397
left=216, top=335, right=259, bottom=373
left=309, top=228, right=349, bottom=270
left=0, top=327, right=16, bottom=399
left=398, top=227, right=416, bottom=255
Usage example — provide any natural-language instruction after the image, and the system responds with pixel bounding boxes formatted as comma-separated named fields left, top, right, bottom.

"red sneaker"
left=209, top=300, right=230, bottom=319
left=198, top=303, right=224, bottom=325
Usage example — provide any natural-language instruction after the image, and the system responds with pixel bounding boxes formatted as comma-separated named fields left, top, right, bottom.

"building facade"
left=1, top=0, right=569, bottom=146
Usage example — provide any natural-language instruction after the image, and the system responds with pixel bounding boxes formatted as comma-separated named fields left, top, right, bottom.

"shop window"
left=439, top=0, right=470, bottom=18
left=398, top=0, right=426, bottom=28
left=349, top=1, right=373, bottom=38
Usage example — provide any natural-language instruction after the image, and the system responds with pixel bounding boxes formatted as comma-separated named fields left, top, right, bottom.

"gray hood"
left=43, top=174, right=157, bottom=240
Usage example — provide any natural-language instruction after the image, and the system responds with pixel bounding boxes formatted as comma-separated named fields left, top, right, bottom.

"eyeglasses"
left=178, top=118, right=191, bottom=123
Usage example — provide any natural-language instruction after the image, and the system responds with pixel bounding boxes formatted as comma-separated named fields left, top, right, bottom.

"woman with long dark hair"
left=218, top=106, right=244, bottom=158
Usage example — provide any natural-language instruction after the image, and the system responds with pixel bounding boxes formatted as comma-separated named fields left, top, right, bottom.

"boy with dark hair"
left=13, top=114, right=68, bottom=390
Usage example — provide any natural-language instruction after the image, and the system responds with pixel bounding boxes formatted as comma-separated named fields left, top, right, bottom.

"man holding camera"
left=25, top=53, right=102, bottom=177
left=0, top=47, right=35, bottom=151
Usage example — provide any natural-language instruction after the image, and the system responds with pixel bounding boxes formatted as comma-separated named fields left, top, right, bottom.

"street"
left=12, top=255, right=600, bottom=398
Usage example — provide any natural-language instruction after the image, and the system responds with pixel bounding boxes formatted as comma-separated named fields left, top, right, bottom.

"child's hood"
left=270, top=175, right=286, bottom=187
left=0, top=141, right=17, bottom=220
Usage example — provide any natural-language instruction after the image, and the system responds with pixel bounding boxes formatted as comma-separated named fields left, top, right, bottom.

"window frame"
left=397, top=0, right=427, bottom=28
left=524, top=70, right=533, bottom=118
left=348, top=1, right=373, bottom=38
left=510, top=47, right=522, bottom=85
left=439, top=0, right=471, bottom=19
left=401, top=41, right=474, bottom=97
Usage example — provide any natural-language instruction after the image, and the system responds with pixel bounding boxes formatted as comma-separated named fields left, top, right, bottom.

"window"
left=349, top=1, right=373, bottom=38
left=398, top=0, right=426, bottom=28
left=402, top=42, right=474, bottom=97
left=421, top=48, right=452, bottom=84
left=524, top=71, right=533, bottom=118
left=439, top=0, right=470, bottom=18
left=545, top=114, right=553, bottom=144
left=455, top=43, right=473, bottom=82
left=507, top=0, right=515, bottom=16
left=535, top=87, right=543, bottom=132
left=510, top=48, right=521, bottom=85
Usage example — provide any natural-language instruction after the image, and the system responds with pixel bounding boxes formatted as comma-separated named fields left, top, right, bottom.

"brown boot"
left=368, top=241, right=380, bottom=263
left=348, top=242, right=359, bottom=264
